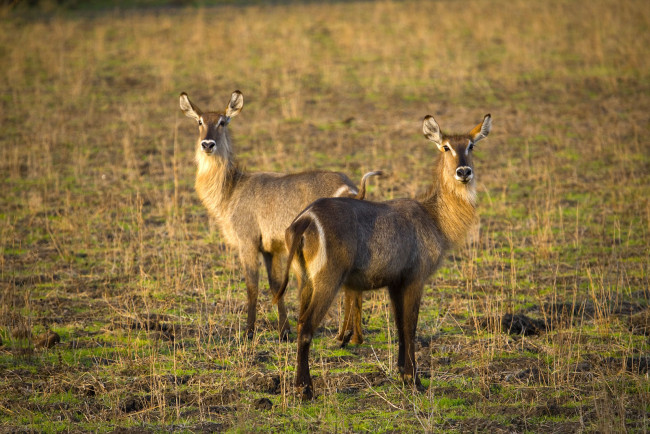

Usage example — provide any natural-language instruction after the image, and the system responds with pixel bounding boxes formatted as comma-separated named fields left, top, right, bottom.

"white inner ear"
left=225, top=106, right=238, bottom=118
left=180, top=96, right=200, bottom=121
left=226, top=93, right=243, bottom=118
left=481, top=116, right=492, bottom=136
left=423, top=116, right=442, bottom=145
left=473, top=116, right=491, bottom=143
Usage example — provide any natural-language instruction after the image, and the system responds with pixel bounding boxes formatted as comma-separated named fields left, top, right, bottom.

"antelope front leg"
left=240, top=249, right=260, bottom=340
left=388, top=286, right=406, bottom=372
left=263, top=252, right=290, bottom=340
left=389, top=283, right=424, bottom=391
left=337, top=289, right=363, bottom=347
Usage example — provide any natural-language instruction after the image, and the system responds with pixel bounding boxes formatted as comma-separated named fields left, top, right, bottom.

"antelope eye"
left=198, top=119, right=203, bottom=126
left=442, top=145, right=450, bottom=152
left=468, top=143, right=474, bottom=151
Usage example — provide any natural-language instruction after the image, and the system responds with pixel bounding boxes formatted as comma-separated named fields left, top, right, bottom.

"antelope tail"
left=354, top=170, right=384, bottom=200
left=273, top=215, right=312, bottom=305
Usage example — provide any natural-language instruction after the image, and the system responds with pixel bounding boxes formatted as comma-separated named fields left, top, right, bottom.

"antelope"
left=180, top=90, right=379, bottom=340
left=275, top=113, right=492, bottom=399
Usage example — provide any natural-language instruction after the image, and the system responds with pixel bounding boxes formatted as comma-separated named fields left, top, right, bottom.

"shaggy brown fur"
left=181, top=90, right=379, bottom=340
left=275, top=113, right=491, bottom=399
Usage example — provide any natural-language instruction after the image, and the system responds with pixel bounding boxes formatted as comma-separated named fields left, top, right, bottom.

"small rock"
left=248, top=373, right=281, bottom=394
left=120, top=397, right=143, bottom=414
left=506, top=367, right=540, bottom=382
left=34, top=331, right=60, bottom=348
left=630, top=310, right=650, bottom=335
left=625, top=356, right=649, bottom=374
left=255, top=351, right=271, bottom=363
left=336, top=387, right=359, bottom=394
left=605, top=356, right=650, bottom=373
left=207, top=405, right=232, bottom=414
left=501, top=313, right=545, bottom=336
left=254, top=397, right=273, bottom=410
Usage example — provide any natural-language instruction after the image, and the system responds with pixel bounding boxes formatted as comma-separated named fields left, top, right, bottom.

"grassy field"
left=1, top=0, right=649, bottom=432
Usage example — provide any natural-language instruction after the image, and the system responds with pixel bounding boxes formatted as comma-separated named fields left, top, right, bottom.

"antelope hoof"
left=279, top=328, right=292, bottom=342
left=295, top=376, right=314, bottom=400
left=401, top=374, right=425, bottom=392
left=299, top=384, right=314, bottom=401
left=349, top=333, right=363, bottom=346
left=338, top=330, right=353, bottom=348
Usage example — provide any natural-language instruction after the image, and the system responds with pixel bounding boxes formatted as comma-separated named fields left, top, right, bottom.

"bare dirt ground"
left=1, top=0, right=649, bottom=432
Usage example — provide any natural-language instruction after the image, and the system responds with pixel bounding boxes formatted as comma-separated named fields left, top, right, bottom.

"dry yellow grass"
left=0, top=0, right=649, bottom=431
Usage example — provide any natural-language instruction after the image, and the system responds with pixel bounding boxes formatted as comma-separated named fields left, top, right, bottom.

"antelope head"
left=179, top=90, right=244, bottom=159
left=423, top=114, right=491, bottom=189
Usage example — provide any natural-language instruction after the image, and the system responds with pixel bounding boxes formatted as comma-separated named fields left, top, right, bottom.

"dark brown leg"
left=337, top=289, right=364, bottom=346
left=263, top=252, right=290, bottom=340
left=295, top=281, right=315, bottom=399
left=388, top=286, right=406, bottom=371
left=295, top=274, right=342, bottom=400
left=389, top=282, right=424, bottom=391
left=240, top=248, right=259, bottom=340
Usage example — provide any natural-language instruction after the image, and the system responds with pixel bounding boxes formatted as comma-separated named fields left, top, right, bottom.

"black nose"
left=456, top=167, right=472, bottom=179
left=201, top=140, right=216, bottom=151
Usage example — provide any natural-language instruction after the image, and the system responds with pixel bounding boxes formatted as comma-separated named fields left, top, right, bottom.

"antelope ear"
left=180, top=92, right=202, bottom=122
left=225, top=90, right=243, bottom=119
left=470, top=114, right=491, bottom=144
left=423, top=115, right=443, bottom=150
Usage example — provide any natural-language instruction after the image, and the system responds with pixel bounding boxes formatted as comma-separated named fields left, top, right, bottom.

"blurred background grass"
left=1, top=0, right=649, bottom=431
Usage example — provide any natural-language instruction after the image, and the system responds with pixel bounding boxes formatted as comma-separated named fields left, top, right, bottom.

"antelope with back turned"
left=275, top=112, right=492, bottom=399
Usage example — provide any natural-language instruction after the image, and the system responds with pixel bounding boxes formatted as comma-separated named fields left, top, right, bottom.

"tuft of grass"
left=1, top=0, right=649, bottom=431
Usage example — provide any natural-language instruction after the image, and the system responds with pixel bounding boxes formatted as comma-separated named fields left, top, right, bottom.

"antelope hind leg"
left=263, top=252, right=290, bottom=340
left=296, top=275, right=342, bottom=400
left=337, top=289, right=364, bottom=347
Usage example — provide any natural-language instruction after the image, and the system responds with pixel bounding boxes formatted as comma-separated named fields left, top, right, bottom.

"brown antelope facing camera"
left=180, top=90, right=379, bottom=340
left=275, top=113, right=492, bottom=399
